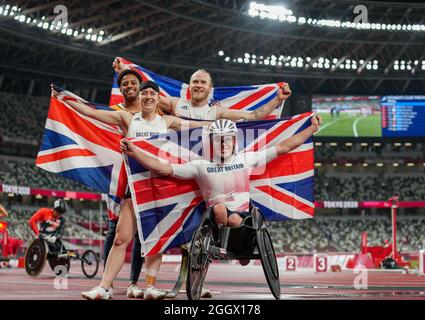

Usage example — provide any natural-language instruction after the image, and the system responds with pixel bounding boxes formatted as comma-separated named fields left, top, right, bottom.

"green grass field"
left=316, top=113, right=382, bottom=137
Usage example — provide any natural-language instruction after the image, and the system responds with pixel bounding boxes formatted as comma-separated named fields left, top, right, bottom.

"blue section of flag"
left=276, top=176, right=314, bottom=203
left=140, top=203, right=178, bottom=240
left=246, top=93, right=276, bottom=111
left=165, top=203, right=205, bottom=249
left=39, top=129, right=78, bottom=151
left=212, top=85, right=256, bottom=101
left=59, top=165, right=113, bottom=193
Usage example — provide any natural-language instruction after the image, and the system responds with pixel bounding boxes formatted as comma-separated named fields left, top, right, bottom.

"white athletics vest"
left=126, top=113, right=168, bottom=138
left=175, top=99, right=217, bottom=120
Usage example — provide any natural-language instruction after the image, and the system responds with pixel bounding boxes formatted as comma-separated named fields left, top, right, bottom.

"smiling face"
left=211, top=135, right=236, bottom=162
left=189, top=70, right=212, bottom=104
left=140, top=87, right=159, bottom=113
left=119, top=74, right=141, bottom=102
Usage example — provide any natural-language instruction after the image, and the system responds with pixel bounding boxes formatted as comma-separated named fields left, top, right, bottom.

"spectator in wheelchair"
left=29, top=199, right=68, bottom=255
left=121, top=115, right=321, bottom=228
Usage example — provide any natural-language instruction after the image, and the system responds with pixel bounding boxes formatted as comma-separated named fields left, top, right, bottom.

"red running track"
left=0, top=262, right=425, bottom=300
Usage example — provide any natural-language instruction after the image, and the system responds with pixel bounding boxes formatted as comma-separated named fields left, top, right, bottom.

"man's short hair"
left=190, top=69, right=213, bottom=86
left=117, top=69, right=142, bottom=87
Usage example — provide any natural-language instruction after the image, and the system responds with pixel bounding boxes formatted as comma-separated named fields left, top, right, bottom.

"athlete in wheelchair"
left=25, top=199, right=99, bottom=278
left=29, top=199, right=67, bottom=255
left=121, top=116, right=321, bottom=300
left=26, top=199, right=68, bottom=276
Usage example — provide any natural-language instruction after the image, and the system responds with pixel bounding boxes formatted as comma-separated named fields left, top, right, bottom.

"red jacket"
left=29, top=208, right=65, bottom=237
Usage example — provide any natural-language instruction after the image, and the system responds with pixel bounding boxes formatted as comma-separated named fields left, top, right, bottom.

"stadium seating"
left=269, top=220, right=336, bottom=253
left=269, top=216, right=425, bottom=253
left=0, top=157, right=91, bottom=191
left=2, top=208, right=104, bottom=246
left=315, top=172, right=425, bottom=200
left=314, top=141, right=425, bottom=163
left=0, top=91, right=49, bottom=143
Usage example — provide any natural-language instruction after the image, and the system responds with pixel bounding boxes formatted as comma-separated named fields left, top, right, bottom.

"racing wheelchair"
left=186, top=204, right=280, bottom=300
left=25, top=234, right=99, bottom=279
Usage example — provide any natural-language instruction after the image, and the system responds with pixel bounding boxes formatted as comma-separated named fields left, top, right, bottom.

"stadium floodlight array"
left=394, top=60, right=425, bottom=71
left=0, top=4, right=107, bottom=43
left=314, top=162, right=419, bottom=167
left=248, top=1, right=425, bottom=33
left=219, top=51, right=425, bottom=72
left=218, top=52, right=381, bottom=71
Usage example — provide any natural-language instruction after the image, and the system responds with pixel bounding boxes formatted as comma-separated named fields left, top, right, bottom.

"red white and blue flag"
left=35, top=87, right=127, bottom=205
left=125, top=112, right=315, bottom=256
left=110, top=57, right=286, bottom=119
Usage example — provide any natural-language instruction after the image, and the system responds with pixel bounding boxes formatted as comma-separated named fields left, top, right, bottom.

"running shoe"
left=127, top=284, right=144, bottom=298
left=81, top=286, right=112, bottom=300
left=143, top=285, right=166, bottom=300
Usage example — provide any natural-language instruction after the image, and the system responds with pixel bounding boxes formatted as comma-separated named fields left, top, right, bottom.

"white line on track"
left=352, top=116, right=366, bottom=137
left=316, top=117, right=345, bottom=134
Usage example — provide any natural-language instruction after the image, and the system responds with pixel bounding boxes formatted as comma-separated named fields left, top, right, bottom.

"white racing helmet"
left=207, top=119, right=238, bottom=158
left=207, top=119, right=238, bottom=137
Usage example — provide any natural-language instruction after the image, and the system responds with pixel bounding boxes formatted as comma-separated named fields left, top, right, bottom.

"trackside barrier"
left=420, top=250, right=425, bottom=276
left=283, top=256, right=297, bottom=271
left=313, top=254, right=329, bottom=272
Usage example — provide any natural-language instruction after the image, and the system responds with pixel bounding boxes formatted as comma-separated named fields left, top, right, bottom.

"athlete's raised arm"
left=158, top=96, right=179, bottom=115
left=121, top=139, right=173, bottom=176
left=164, top=115, right=211, bottom=131
left=52, top=84, right=131, bottom=129
left=216, top=83, right=292, bottom=121
left=275, top=114, right=321, bottom=156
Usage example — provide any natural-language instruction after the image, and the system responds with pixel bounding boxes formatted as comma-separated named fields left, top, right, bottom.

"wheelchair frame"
left=24, top=235, right=99, bottom=279
left=186, top=205, right=280, bottom=300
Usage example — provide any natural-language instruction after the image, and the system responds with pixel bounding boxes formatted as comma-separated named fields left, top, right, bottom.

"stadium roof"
left=1, top=0, right=425, bottom=101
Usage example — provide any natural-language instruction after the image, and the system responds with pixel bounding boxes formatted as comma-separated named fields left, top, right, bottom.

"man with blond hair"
left=113, top=60, right=291, bottom=121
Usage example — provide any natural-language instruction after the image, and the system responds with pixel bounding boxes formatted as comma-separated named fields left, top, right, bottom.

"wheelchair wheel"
left=256, top=228, right=280, bottom=300
left=81, top=250, right=99, bottom=278
left=48, top=256, right=71, bottom=276
left=186, top=223, right=212, bottom=300
left=25, top=238, right=48, bottom=277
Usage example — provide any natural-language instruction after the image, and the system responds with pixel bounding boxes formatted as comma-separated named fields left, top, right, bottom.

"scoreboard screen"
left=381, top=96, right=425, bottom=137
left=312, top=95, right=382, bottom=137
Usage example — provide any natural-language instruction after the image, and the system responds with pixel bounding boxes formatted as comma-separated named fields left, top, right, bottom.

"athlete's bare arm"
left=112, top=58, right=177, bottom=115
left=216, top=83, right=292, bottom=121
left=120, top=139, right=173, bottom=176
left=158, top=96, right=179, bottom=115
left=164, top=115, right=211, bottom=131
left=51, top=85, right=132, bottom=130
left=275, top=115, right=321, bottom=156
left=112, top=57, right=128, bottom=73
left=0, top=203, right=8, bottom=218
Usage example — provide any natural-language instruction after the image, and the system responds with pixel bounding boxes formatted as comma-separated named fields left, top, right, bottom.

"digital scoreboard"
left=381, top=96, right=425, bottom=137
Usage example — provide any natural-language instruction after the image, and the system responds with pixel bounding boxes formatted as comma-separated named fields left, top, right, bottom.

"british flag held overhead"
left=125, top=112, right=315, bottom=257
left=36, top=86, right=127, bottom=200
left=110, top=57, right=286, bottom=118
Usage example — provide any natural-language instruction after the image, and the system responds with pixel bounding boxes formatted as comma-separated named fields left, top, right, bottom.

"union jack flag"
left=110, top=57, right=286, bottom=119
left=35, top=87, right=127, bottom=203
left=125, top=112, right=315, bottom=256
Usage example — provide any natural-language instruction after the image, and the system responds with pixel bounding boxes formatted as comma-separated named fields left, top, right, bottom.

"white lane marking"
left=353, top=116, right=367, bottom=137
left=316, top=117, right=345, bottom=134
